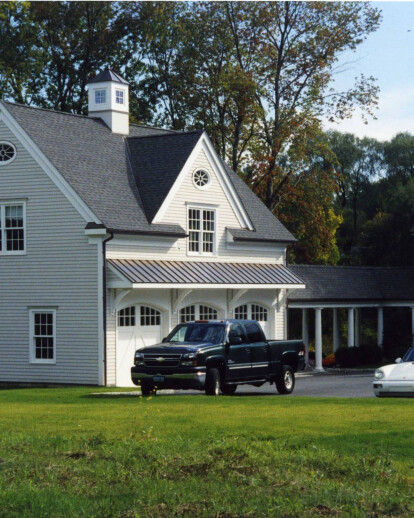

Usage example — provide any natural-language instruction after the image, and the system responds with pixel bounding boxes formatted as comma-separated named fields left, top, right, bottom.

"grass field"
left=0, top=387, right=413, bottom=517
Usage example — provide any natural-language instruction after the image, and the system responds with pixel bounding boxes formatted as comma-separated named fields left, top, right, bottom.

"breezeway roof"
left=288, top=265, right=414, bottom=303
left=107, top=259, right=305, bottom=289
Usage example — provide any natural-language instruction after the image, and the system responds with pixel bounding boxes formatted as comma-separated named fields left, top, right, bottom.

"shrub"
left=335, top=347, right=361, bottom=368
left=358, top=344, right=383, bottom=365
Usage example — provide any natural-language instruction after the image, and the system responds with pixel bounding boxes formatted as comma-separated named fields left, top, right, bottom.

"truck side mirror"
left=395, top=357, right=402, bottom=364
left=228, top=335, right=242, bottom=346
left=162, top=337, right=168, bottom=343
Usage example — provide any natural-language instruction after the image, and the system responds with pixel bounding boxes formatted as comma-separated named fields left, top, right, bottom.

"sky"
left=323, top=1, right=414, bottom=141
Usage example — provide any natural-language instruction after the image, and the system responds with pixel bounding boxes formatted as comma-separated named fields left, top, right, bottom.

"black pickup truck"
left=131, top=319, right=305, bottom=395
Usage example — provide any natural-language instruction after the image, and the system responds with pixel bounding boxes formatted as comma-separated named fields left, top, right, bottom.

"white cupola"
left=87, top=69, right=129, bottom=135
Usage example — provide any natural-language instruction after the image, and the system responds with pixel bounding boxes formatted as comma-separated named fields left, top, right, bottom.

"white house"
left=0, top=69, right=305, bottom=387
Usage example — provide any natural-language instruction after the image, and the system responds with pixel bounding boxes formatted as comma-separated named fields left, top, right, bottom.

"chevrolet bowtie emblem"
left=156, top=357, right=165, bottom=362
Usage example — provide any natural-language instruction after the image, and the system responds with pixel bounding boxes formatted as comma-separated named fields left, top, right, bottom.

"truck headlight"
left=135, top=353, right=144, bottom=366
left=181, top=353, right=197, bottom=366
left=374, top=369, right=384, bottom=380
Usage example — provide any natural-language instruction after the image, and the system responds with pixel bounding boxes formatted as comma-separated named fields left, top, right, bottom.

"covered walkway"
left=288, top=266, right=414, bottom=371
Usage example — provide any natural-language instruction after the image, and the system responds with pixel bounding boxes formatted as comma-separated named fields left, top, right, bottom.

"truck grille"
left=143, top=353, right=182, bottom=368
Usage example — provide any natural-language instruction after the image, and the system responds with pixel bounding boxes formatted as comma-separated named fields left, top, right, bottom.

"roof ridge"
left=126, top=129, right=204, bottom=140
left=129, top=123, right=179, bottom=133
left=1, top=100, right=102, bottom=121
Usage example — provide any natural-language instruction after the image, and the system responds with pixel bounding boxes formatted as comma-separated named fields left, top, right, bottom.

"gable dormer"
left=87, top=69, right=129, bottom=135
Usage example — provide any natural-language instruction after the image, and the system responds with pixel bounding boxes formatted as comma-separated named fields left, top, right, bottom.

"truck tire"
left=141, top=382, right=156, bottom=396
left=221, top=384, right=237, bottom=395
left=205, top=368, right=221, bottom=396
left=276, top=365, right=295, bottom=394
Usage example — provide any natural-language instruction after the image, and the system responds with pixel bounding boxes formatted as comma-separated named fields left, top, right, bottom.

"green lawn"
left=0, top=388, right=413, bottom=517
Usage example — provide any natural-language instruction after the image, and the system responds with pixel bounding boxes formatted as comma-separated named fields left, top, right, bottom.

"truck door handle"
left=245, top=348, right=251, bottom=353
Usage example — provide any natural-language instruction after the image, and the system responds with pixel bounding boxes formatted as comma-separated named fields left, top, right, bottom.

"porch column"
left=302, top=308, right=309, bottom=362
left=354, top=308, right=360, bottom=347
left=315, top=307, right=324, bottom=371
left=333, top=308, right=340, bottom=352
left=411, top=307, right=414, bottom=347
left=347, top=308, right=355, bottom=348
left=377, top=307, right=384, bottom=348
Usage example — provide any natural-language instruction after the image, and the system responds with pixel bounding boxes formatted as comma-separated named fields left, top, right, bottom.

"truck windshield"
left=167, top=324, right=225, bottom=345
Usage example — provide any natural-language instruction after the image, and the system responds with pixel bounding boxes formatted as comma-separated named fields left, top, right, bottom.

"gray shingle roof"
left=288, top=265, right=414, bottom=302
left=88, top=68, right=129, bottom=85
left=2, top=100, right=296, bottom=242
left=127, top=130, right=203, bottom=222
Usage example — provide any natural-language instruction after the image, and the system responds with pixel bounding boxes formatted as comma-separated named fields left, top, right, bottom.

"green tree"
left=0, top=2, right=45, bottom=104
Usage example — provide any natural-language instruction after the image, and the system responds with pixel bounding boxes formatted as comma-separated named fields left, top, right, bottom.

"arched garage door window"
left=118, top=306, right=160, bottom=327
left=180, top=304, right=218, bottom=322
left=234, top=304, right=269, bottom=337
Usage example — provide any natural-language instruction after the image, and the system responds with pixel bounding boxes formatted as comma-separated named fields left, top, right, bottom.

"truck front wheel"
left=276, top=366, right=295, bottom=394
left=205, top=368, right=221, bottom=396
left=141, top=382, right=156, bottom=396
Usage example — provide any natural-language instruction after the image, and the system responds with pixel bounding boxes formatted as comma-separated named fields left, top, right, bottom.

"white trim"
left=187, top=204, right=217, bottom=257
left=85, top=228, right=107, bottom=236
left=0, top=200, right=26, bottom=255
left=29, top=308, right=56, bottom=365
left=192, top=168, right=211, bottom=190
left=152, top=132, right=254, bottom=230
left=97, top=239, right=105, bottom=385
left=0, top=104, right=101, bottom=224
left=0, top=140, right=17, bottom=166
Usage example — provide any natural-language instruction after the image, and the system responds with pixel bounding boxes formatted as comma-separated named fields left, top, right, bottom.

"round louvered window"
left=0, top=142, right=16, bottom=164
left=192, top=169, right=210, bottom=189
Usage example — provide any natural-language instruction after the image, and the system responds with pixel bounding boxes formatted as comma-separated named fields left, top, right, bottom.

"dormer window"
left=95, top=89, right=106, bottom=104
left=188, top=206, right=216, bottom=255
left=115, top=89, right=124, bottom=105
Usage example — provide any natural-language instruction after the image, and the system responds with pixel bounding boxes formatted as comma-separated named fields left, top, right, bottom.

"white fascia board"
left=85, top=228, right=108, bottom=236
left=152, top=132, right=254, bottom=231
left=0, top=104, right=101, bottom=224
left=131, top=283, right=306, bottom=290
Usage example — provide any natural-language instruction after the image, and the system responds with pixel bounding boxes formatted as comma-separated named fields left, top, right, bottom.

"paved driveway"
left=170, top=372, right=375, bottom=398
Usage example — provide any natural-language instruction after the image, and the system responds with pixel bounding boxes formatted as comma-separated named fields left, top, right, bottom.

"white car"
left=373, top=347, right=414, bottom=397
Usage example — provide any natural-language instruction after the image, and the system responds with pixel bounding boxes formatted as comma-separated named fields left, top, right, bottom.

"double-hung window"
left=30, top=309, right=56, bottom=364
left=0, top=201, right=25, bottom=254
left=188, top=207, right=216, bottom=255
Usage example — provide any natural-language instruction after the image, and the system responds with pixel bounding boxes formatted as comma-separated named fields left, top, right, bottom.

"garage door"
left=116, top=305, right=162, bottom=387
left=234, top=304, right=269, bottom=338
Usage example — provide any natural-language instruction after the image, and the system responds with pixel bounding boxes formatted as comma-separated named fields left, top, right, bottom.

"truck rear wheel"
left=276, top=366, right=295, bottom=394
left=221, top=384, right=237, bottom=395
left=205, top=368, right=221, bottom=396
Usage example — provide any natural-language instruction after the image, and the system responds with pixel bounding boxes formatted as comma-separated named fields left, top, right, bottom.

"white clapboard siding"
left=0, top=121, right=100, bottom=384
left=106, top=148, right=285, bottom=265
left=106, top=289, right=117, bottom=386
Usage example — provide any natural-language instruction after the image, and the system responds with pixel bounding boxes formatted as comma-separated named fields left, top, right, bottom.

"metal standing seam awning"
left=107, top=259, right=306, bottom=290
